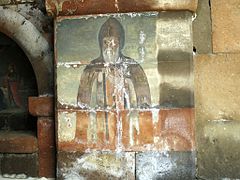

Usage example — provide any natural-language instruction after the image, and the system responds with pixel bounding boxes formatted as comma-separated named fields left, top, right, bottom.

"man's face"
left=102, top=36, right=120, bottom=64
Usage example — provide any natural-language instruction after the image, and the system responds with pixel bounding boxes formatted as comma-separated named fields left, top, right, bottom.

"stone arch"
left=0, top=7, right=53, bottom=95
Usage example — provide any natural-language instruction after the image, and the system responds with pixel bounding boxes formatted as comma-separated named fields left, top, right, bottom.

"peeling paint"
left=58, top=112, right=76, bottom=141
left=55, top=13, right=194, bottom=179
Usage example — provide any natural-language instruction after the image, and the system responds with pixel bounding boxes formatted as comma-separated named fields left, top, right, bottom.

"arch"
left=0, top=7, right=53, bottom=95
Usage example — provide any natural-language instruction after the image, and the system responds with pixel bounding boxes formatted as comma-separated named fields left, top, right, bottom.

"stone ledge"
left=0, top=131, right=38, bottom=153
left=46, top=0, right=198, bottom=17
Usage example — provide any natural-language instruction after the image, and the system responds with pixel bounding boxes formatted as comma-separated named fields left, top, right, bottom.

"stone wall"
left=53, top=1, right=197, bottom=180
left=194, top=0, right=240, bottom=179
left=0, top=0, right=54, bottom=178
left=0, top=0, right=240, bottom=179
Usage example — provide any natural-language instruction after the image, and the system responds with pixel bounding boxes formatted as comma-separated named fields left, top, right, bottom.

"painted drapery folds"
left=56, top=12, right=194, bottom=151
left=77, top=18, right=151, bottom=110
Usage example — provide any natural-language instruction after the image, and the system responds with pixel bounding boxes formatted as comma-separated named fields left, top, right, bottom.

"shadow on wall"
left=157, top=50, right=194, bottom=108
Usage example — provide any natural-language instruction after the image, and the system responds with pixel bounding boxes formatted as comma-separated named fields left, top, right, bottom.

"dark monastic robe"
left=77, top=18, right=151, bottom=109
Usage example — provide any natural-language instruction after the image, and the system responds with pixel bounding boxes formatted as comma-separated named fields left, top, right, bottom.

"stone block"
left=157, top=11, right=194, bottom=108
left=28, top=96, right=54, bottom=117
left=0, top=131, right=38, bottom=153
left=57, top=151, right=135, bottom=180
left=0, top=0, right=11, bottom=5
left=46, top=0, right=198, bottom=17
left=211, top=0, right=240, bottom=53
left=136, top=151, right=195, bottom=180
left=37, top=117, right=55, bottom=178
left=193, top=0, right=212, bottom=54
left=195, top=54, right=240, bottom=179
left=1, top=153, right=38, bottom=177
left=197, top=121, right=240, bottom=179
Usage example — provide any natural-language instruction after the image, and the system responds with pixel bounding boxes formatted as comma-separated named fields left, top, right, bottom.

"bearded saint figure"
left=77, top=17, right=151, bottom=110
left=77, top=18, right=151, bottom=109
left=76, top=18, right=152, bottom=142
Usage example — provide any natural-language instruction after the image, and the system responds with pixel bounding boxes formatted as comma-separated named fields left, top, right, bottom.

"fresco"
left=0, top=33, right=38, bottom=131
left=56, top=12, right=194, bottom=151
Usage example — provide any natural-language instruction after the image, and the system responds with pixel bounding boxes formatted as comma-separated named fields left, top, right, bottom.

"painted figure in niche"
left=77, top=18, right=151, bottom=109
left=5, top=64, right=22, bottom=108
left=0, top=89, right=6, bottom=110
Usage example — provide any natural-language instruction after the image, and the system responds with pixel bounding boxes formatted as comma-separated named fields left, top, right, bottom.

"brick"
left=28, top=96, right=53, bottom=117
left=57, top=151, right=135, bottom=180
left=1, top=153, right=38, bottom=177
left=193, top=0, right=212, bottom=54
left=122, top=109, right=195, bottom=151
left=46, top=0, right=198, bottom=17
left=37, top=117, right=55, bottom=178
left=58, top=110, right=117, bottom=151
left=195, top=54, right=240, bottom=179
left=0, top=131, right=38, bottom=153
left=121, top=110, right=154, bottom=149
left=158, top=108, right=195, bottom=151
left=136, top=152, right=195, bottom=180
left=211, top=0, right=240, bottom=53
left=58, top=108, right=194, bottom=152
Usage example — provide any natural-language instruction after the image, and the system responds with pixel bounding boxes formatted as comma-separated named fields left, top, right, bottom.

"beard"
left=102, top=47, right=120, bottom=64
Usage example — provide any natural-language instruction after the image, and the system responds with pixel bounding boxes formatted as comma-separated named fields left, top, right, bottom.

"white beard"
left=103, top=47, right=120, bottom=64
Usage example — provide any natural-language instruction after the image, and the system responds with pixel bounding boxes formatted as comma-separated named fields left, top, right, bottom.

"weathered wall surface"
left=1, top=0, right=240, bottom=179
left=195, top=54, right=240, bottom=179
left=194, top=0, right=240, bottom=179
left=54, top=2, right=196, bottom=180
left=46, top=0, right=198, bottom=17
left=0, top=0, right=54, bottom=178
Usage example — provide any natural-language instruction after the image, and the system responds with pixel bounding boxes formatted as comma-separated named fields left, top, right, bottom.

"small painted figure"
left=6, top=64, right=22, bottom=108
left=77, top=18, right=151, bottom=109
left=0, top=88, right=6, bottom=110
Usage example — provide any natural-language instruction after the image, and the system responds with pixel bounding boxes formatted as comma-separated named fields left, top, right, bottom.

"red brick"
left=28, top=96, right=53, bottom=117
left=157, top=108, right=195, bottom=151
left=121, top=111, right=131, bottom=148
left=38, top=117, right=55, bottom=177
left=138, top=111, right=154, bottom=145
left=122, top=110, right=154, bottom=149
left=58, top=108, right=194, bottom=152
left=75, top=111, right=89, bottom=144
left=0, top=131, right=38, bottom=153
left=58, top=111, right=117, bottom=151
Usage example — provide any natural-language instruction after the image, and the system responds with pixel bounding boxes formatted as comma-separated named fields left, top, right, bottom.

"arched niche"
left=0, top=7, right=53, bottom=95
left=0, top=32, right=38, bottom=131
left=0, top=8, right=55, bottom=178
